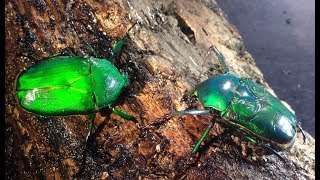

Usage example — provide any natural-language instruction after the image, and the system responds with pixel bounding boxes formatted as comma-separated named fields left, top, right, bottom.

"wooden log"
left=5, top=0, right=314, bottom=179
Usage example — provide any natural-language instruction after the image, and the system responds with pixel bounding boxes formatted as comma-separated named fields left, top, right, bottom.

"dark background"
left=216, top=0, right=315, bottom=137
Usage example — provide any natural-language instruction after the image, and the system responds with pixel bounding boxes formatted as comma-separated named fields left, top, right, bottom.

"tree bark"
left=5, top=0, right=314, bottom=179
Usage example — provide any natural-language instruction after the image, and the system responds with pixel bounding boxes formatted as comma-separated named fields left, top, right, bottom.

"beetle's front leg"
left=142, top=109, right=210, bottom=130
left=107, top=39, right=125, bottom=61
left=173, top=109, right=211, bottom=115
left=208, top=45, right=230, bottom=73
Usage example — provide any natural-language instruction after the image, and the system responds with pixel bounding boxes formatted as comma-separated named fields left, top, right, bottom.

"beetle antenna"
left=209, top=45, right=230, bottom=73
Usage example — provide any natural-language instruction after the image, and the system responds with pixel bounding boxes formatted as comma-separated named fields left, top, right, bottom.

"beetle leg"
left=49, top=48, right=76, bottom=58
left=173, top=109, right=211, bottom=115
left=244, top=135, right=286, bottom=162
left=85, top=114, right=96, bottom=142
left=108, top=22, right=138, bottom=60
left=108, top=39, right=125, bottom=61
left=172, top=109, right=215, bottom=153
left=111, top=39, right=125, bottom=53
left=81, top=40, right=97, bottom=57
left=197, top=45, right=230, bottom=81
left=297, top=124, right=307, bottom=144
left=112, top=108, right=138, bottom=124
left=192, top=121, right=214, bottom=153
left=208, top=45, right=230, bottom=73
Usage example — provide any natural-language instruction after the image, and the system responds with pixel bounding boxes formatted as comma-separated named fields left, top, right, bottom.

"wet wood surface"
left=5, top=0, right=314, bottom=179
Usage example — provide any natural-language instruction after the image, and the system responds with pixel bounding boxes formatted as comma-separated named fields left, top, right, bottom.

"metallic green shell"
left=195, top=73, right=297, bottom=145
left=16, top=56, right=128, bottom=116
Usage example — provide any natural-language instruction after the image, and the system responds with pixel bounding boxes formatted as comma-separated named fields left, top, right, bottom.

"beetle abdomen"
left=16, top=56, right=127, bottom=116
left=223, top=78, right=297, bottom=146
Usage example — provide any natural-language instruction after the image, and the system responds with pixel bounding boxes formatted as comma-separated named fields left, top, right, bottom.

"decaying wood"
left=5, top=0, right=315, bottom=179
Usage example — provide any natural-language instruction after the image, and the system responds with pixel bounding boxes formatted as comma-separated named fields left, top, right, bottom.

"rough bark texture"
left=5, top=0, right=315, bottom=179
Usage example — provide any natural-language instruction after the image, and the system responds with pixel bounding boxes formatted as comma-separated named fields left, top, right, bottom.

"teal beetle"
left=173, top=46, right=306, bottom=161
left=16, top=40, right=135, bottom=141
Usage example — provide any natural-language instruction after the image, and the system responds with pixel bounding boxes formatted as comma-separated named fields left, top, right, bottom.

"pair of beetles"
left=16, top=38, right=305, bottom=162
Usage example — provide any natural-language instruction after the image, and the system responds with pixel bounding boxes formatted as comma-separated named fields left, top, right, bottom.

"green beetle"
left=16, top=40, right=134, bottom=140
left=173, top=45, right=306, bottom=161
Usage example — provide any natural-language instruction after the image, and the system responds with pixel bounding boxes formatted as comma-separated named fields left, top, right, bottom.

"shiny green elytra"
left=16, top=56, right=128, bottom=116
left=16, top=40, right=134, bottom=140
left=174, top=46, right=305, bottom=161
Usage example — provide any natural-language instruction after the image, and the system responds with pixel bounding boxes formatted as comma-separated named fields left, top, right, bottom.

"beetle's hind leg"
left=244, top=135, right=286, bottom=162
left=297, top=124, right=307, bottom=144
